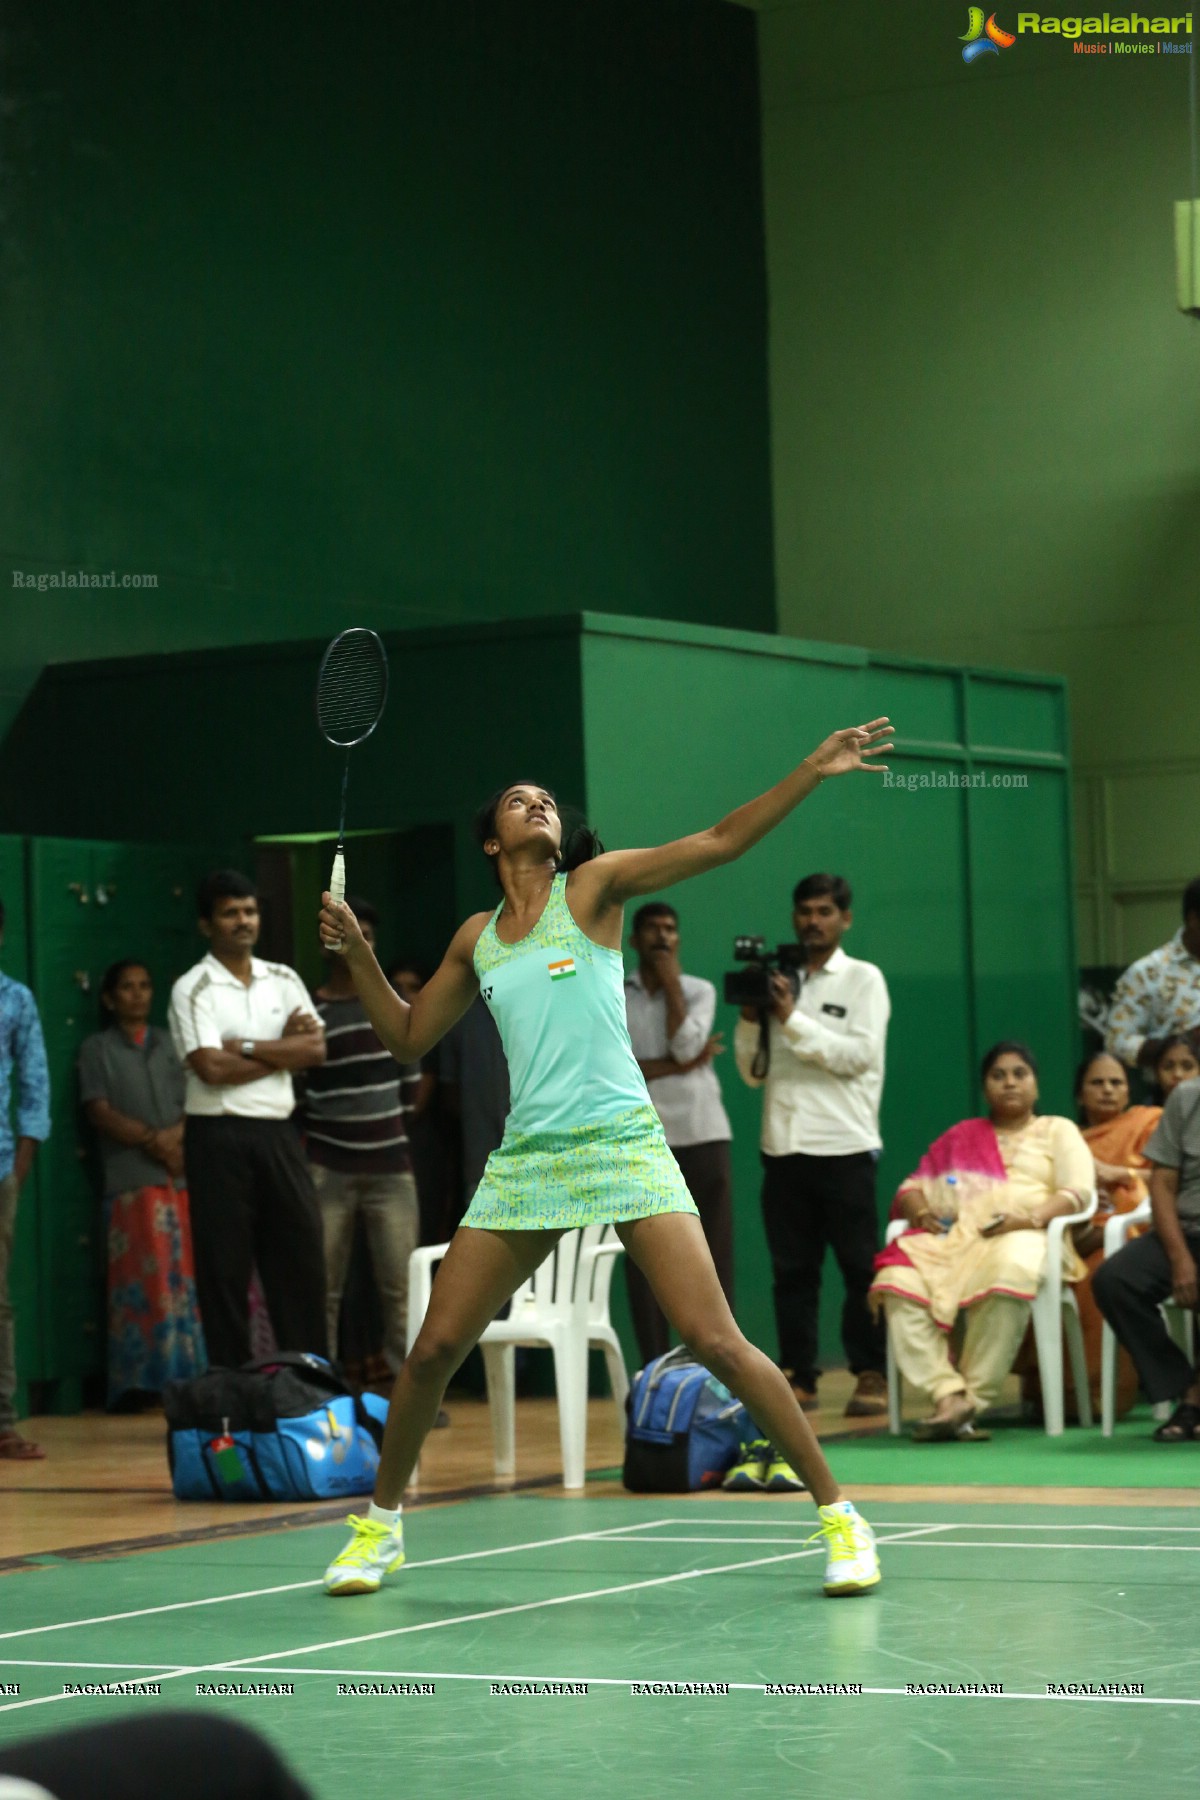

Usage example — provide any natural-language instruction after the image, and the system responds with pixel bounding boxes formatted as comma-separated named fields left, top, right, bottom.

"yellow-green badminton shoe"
left=763, top=1449, right=807, bottom=1492
left=812, top=1501, right=881, bottom=1596
left=723, top=1438, right=772, bottom=1490
left=324, top=1513, right=405, bottom=1596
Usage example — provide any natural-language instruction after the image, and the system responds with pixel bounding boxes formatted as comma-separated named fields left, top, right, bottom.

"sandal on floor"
left=911, top=1422, right=991, bottom=1443
left=0, top=1430, right=45, bottom=1461
left=912, top=1395, right=981, bottom=1443
left=1152, top=1403, right=1200, bottom=1442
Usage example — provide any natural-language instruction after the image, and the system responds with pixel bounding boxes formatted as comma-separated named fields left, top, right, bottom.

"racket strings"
left=317, top=631, right=388, bottom=747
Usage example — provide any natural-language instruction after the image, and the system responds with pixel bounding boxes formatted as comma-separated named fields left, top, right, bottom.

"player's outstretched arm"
left=582, top=719, right=892, bottom=907
left=319, top=894, right=484, bottom=1062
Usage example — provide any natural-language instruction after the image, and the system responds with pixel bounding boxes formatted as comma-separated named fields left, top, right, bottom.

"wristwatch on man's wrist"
left=240, top=1039, right=255, bottom=1059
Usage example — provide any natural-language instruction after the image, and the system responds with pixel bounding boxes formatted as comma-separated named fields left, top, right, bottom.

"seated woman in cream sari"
left=870, top=1041, right=1094, bottom=1440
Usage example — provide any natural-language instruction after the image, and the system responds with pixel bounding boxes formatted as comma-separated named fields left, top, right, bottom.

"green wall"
left=756, top=1, right=1200, bottom=964
left=0, top=0, right=773, bottom=741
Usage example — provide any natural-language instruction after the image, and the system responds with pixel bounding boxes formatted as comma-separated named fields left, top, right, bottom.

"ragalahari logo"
left=961, top=8, right=1017, bottom=58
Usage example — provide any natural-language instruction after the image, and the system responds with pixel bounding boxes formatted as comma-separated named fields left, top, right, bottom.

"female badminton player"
left=320, top=720, right=892, bottom=1598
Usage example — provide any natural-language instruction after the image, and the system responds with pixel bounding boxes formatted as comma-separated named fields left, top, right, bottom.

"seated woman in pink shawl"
left=870, top=1041, right=1094, bottom=1441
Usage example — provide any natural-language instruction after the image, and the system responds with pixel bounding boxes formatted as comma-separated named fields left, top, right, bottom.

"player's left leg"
left=616, top=1211, right=880, bottom=1594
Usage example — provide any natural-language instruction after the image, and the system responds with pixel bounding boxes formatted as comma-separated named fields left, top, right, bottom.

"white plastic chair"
left=884, top=1191, right=1098, bottom=1438
left=406, top=1224, right=628, bottom=1489
left=1100, top=1199, right=1196, bottom=1436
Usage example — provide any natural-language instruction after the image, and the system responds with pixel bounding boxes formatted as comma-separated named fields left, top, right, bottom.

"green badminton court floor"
left=1, top=1495, right=1196, bottom=1800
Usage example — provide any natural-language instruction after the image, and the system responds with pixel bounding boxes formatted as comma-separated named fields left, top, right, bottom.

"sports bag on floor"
left=622, top=1347, right=757, bottom=1492
left=163, top=1353, right=389, bottom=1502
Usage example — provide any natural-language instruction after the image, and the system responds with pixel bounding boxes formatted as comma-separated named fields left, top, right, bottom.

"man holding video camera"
left=732, top=873, right=889, bottom=1417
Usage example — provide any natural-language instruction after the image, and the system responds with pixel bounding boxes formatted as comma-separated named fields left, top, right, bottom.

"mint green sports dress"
left=461, top=874, right=700, bottom=1231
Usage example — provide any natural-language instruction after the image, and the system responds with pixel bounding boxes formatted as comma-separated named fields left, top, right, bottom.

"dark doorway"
left=254, top=824, right=457, bottom=991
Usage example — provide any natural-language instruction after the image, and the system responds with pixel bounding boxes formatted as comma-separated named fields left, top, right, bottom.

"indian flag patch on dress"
left=548, top=957, right=576, bottom=982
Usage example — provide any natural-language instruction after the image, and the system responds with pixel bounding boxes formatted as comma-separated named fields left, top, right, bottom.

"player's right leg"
left=324, top=1225, right=559, bottom=1595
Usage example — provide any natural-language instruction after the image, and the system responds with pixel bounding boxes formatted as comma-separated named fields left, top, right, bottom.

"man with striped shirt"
left=302, top=900, right=420, bottom=1377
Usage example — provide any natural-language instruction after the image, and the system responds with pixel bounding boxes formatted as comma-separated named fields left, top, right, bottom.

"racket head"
left=316, top=627, right=390, bottom=748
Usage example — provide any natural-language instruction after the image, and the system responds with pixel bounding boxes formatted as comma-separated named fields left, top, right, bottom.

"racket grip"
left=328, top=850, right=346, bottom=950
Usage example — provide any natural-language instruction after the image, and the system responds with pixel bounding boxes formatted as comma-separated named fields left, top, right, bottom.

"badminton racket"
left=315, top=627, right=389, bottom=947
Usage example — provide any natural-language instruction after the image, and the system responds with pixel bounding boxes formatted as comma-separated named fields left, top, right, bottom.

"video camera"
left=722, top=936, right=807, bottom=1009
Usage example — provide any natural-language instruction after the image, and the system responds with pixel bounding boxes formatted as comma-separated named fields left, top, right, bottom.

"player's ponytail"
left=557, top=815, right=605, bottom=871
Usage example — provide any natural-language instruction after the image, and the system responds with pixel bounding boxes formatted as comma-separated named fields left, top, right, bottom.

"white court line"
left=600, top=1536, right=1200, bottom=1552
left=643, top=1519, right=1200, bottom=1532
left=855, top=1541, right=1200, bottom=1554
left=0, top=1521, right=666, bottom=1646
left=0, top=1581, right=321, bottom=1645
left=0, top=1526, right=944, bottom=1716
left=0, top=1660, right=174, bottom=1671
left=598, top=1536, right=833, bottom=1546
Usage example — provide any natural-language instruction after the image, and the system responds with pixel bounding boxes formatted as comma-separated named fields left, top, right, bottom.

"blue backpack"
left=164, top=1353, right=388, bottom=1502
left=623, top=1347, right=757, bottom=1492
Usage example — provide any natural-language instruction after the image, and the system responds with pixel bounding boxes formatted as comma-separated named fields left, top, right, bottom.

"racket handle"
left=328, top=850, right=346, bottom=950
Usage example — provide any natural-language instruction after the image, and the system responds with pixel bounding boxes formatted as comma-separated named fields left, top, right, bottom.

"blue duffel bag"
left=164, top=1353, right=388, bottom=1502
left=623, top=1346, right=757, bottom=1492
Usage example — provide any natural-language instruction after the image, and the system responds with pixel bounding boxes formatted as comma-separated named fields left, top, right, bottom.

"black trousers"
left=624, top=1140, right=734, bottom=1368
left=1092, top=1225, right=1200, bottom=1403
left=759, top=1148, right=885, bottom=1388
left=184, top=1115, right=327, bottom=1369
left=0, top=1714, right=313, bottom=1800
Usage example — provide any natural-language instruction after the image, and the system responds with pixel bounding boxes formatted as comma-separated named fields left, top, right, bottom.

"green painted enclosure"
left=0, top=616, right=1075, bottom=1393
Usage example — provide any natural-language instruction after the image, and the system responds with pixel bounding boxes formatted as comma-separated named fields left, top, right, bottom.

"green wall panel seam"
left=1060, top=739, right=1084, bottom=1055
left=871, top=653, right=1066, bottom=691
left=963, top=746, right=1068, bottom=768
left=890, top=739, right=1068, bottom=768
left=958, top=676, right=981, bottom=1071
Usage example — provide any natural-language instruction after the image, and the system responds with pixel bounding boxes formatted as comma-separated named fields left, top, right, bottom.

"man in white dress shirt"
left=624, top=903, right=732, bottom=1365
left=734, top=874, right=889, bottom=1417
left=169, top=870, right=328, bottom=1369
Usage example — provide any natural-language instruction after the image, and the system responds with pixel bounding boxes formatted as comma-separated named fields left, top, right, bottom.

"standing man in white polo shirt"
left=734, top=873, right=889, bottom=1418
left=170, top=870, right=328, bottom=1369
left=624, top=902, right=733, bottom=1366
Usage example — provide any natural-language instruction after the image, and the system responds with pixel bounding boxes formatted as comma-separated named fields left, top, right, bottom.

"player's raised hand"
left=806, top=718, right=892, bottom=779
left=319, top=891, right=368, bottom=959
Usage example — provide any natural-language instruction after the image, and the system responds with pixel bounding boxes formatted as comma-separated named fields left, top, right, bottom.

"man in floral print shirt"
left=1106, top=878, right=1200, bottom=1072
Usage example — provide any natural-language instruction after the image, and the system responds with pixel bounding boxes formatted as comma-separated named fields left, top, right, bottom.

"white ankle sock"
left=367, top=1501, right=402, bottom=1528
